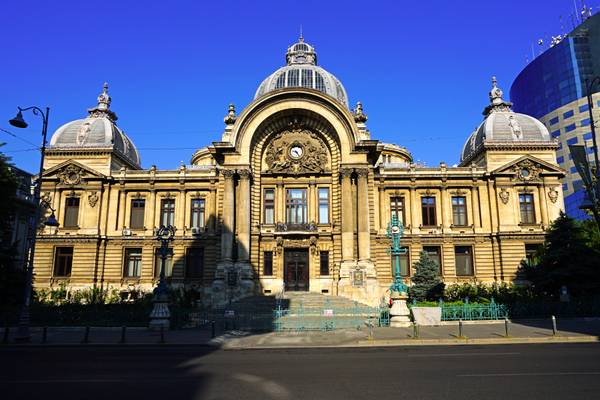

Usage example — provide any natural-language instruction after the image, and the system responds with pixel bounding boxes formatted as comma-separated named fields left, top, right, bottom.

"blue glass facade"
left=509, top=13, right=600, bottom=221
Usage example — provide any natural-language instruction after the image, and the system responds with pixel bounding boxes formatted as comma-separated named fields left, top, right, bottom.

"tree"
left=521, top=212, right=600, bottom=298
left=0, top=144, right=23, bottom=306
left=410, top=251, right=445, bottom=301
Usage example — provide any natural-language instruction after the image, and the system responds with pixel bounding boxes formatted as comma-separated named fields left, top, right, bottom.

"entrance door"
left=284, top=249, right=309, bottom=291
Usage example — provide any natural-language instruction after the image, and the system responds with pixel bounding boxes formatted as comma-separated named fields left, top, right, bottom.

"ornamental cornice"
left=339, top=168, right=354, bottom=178
left=221, top=169, right=236, bottom=180
left=355, top=168, right=369, bottom=178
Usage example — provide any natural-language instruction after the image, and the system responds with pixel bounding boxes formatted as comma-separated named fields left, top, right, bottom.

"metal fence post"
left=412, top=322, right=419, bottom=339
left=81, top=326, right=90, bottom=344
left=504, top=317, right=509, bottom=337
left=551, top=315, right=557, bottom=336
left=458, top=319, right=464, bottom=338
left=42, top=326, right=48, bottom=344
left=119, top=326, right=126, bottom=344
left=2, top=324, right=9, bottom=344
left=211, top=320, right=216, bottom=338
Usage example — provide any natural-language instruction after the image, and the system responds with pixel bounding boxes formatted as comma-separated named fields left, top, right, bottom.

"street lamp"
left=387, top=214, right=411, bottom=327
left=8, top=106, right=52, bottom=342
left=149, top=224, right=175, bottom=330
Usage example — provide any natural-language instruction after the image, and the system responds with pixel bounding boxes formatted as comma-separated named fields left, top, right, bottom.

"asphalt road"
left=2, top=343, right=600, bottom=400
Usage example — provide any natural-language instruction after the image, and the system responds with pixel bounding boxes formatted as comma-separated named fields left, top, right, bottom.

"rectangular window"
left=123, top=248, right=142, bottom=278
left=525, top=243, right=541, bottom=264
left=421, top=196, right=437, bottom=226
left=160, top=199, right=175, bottom=226
left=390, top=196, right=405, bottom=225
left=190, top=198, right=205, bottom=229
left=423, top=246, right=442, bottom=274
left=549, top=116, right=559, bottom=125
left=519, top=193, right=535, bottom=224
left=551, top=129, right=561, bottom=138
left=318, top=188, right=330, bottom=224
left=53, top=247, right=73, bottom=277
left=286, top=188, right=307, bottom=224
left=154, top=248, right=174, bottom=278
left=579, top=104, right=589, bottom=113
left=391, top=247, right=410, bottom=276
left=563, top=110, right=574, bottom=119
left=320, top=251, right=330, bottom=275
left=567, top=137, right=578, bottom=145
left=455, top=246, right=474, bottom=276
left=565, top=123, right=576, bottom=132
left=263, top=251, right=273, bottom=276
left=562, top=183, right=569, bottom=191
left=64, top=197, right=80, bottom=228
left=451, top=196, right=468, bottom=226
left=584, top=132, right=593, bottom=141
left=185, top=247, right=204, bottom=279
left=557, top=156, right=564, bottom=164
left=581, top=118, right=591, bottom=126
left=263, top=189, right=275, bottom=224
left=130, top=199, right=145, bottom=229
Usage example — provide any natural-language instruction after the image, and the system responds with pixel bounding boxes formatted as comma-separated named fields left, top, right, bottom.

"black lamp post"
left=8, top=106, right=57, bottom=342
left=581, top=78, right=600, bottom=232
left=149, top=224, right=175, bottom=330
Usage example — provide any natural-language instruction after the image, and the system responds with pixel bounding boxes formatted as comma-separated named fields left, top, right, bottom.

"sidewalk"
left=1, top=319, right=599, bottom=348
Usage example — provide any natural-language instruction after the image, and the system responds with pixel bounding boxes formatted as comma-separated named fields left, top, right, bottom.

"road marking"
left=408, top=352, right=519, bottom=358
left=458, top=372, right=600, bottom=377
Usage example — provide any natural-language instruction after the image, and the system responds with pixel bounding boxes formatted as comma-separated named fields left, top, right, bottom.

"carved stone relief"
left=264, top=128, right=329, bottom=175
left=88, top=191, right=99, bottom=208
left=499, top=187, right=510, bottom=204
left=511, top=160, right=541, bottom=182
left=548, top=187, right=559, bottom=204
left=58, top=165, right=84, bottom=186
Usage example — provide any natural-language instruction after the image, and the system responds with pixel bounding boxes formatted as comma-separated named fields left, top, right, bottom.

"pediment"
left=491, top=155, right=564, bottom=182
left=43, top=160, right=105, bottom=185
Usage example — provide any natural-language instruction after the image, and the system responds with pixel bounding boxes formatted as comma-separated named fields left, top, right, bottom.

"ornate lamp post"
left=149, top=225, right=175, bottom=330
left=387, top=214, right=411, bottom=327
left=8, top=106, right=59, bottom=342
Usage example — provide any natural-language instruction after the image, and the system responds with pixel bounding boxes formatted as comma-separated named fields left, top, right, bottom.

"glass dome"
left=254, top=37, right=349, bottom=107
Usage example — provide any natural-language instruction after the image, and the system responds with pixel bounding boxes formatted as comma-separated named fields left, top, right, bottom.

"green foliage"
left=443, top=282, right=535, bottom=304
left=34, top=285, right=150, bottom=306
left=0, top=144, right=21, bottom=306
left=410, top=251, right=444, bottom=301
left=520, top=212, right=600, bottom=297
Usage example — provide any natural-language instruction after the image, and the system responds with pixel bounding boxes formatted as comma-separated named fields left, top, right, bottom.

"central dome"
left=254, top=37, right=349, bottom=107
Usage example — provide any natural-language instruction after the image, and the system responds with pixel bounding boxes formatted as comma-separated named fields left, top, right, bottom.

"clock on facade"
left=289, top=145, right=304, bottom=159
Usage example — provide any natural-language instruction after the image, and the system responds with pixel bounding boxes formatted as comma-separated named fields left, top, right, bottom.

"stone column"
left=378, top=185, right=386, bottom=233
left=356, top=168, right=371, bottom=262
left=221, top=169, right=235, bottom=261
left=441, top=187, right=450, bottom=229
left=276, top=181, right=284, bottom=224
left=177, top=190, right=185, bottom=233
left=471, top=186, right=481, bottom=228
left=340, top=168, right=355, bottom=262
left=149, top=189, right=156, bottom=231
left=209, top=184, right=217, bottom=232
left=410, top=186, right=419, bottom=232
left=237, top=169, right=251, bottom=262
left=538, top=184, right=549, bottom=227
left=118, top=189, right=126, bottom=230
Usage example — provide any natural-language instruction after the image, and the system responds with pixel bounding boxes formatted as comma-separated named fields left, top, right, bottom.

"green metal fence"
left=410, top=298, right=509, bottom=321
left=272, top=298, right=389, bottom=332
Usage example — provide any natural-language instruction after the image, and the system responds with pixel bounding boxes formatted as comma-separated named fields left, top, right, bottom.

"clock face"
left=391, top=226, right=401, bottom=234
left=289, top=145, right=304, bottom=159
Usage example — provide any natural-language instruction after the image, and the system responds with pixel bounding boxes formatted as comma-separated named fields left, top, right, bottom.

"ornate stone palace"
left=33, top=38, right=564, bottom=305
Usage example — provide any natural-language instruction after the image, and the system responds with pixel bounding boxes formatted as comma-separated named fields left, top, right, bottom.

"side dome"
left=254, top=37, right=349, bottom=107
left=49, top=83, right=141, bottom=167
left=461, top=77, right=551, bottom=164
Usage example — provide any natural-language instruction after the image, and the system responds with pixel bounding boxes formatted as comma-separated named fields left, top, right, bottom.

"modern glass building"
left=510, top=12, right=600, bottom=220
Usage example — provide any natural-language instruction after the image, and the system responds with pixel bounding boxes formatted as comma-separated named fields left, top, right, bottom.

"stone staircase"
left=212, top=292, right=384, bottom=331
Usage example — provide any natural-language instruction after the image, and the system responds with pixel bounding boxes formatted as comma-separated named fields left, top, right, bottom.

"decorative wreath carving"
left=58, top=165, right=84, bottom=186
left=264, top=128, right=329, bottom=175
left=511, top=160, right=541, bottom=182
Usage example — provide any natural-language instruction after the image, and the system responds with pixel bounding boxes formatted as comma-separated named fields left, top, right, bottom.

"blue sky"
left=0, top=0, right=593, bottom=172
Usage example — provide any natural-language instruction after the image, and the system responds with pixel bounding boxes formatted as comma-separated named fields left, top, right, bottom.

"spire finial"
left=224, top=103, right=237, bottom=125
left=354, top=101, right=368, bottom=123
left=483, top=76, right=513, bottom=116
left=87, top=82, right=117, bottom=121
left=299, top=25, right=303, bottom=42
